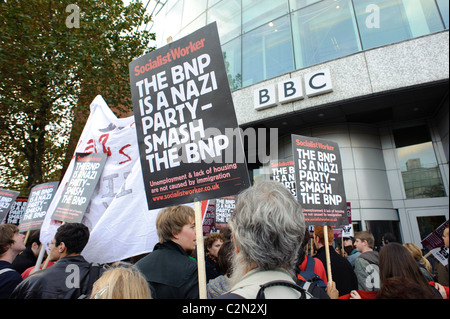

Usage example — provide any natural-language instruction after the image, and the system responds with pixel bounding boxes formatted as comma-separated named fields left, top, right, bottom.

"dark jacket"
left=12, top=247, right=37, bottom=274
left=0, top=260, right=22, bottom=299
left=10, top=255, right=102, bottom=299
left=315, top=246, right=359, bottom=296
left=135, top=241, right=199, bottom=299
left=205, top=253, right=222, bottom=282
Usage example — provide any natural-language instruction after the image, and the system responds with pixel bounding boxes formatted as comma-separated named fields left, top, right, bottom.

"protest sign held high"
left=51, top=153, right=107, bottom=223
left=270, top=160, right=296, bottom=198
left=40, top=96, right=197, bottom=265
left=0, top=188, right=19, bottom=223
left=4, top=197, right=28, bottom=225
left=129, top=22, right=250, bottom=210
left=292, top=134, right=347, bottom=227
left=18, top=182, right=59, bottom=232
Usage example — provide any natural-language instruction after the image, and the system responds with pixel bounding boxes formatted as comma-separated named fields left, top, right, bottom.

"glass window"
left=160, top=0, right=184, bottom=45
left=242, top=15, right=294, bottom=86
left=436, top=0, right=449, bottom=29
left=179, top=13, right=206, bottom=38
left=291, top=0, right=361, bottom=70
left=242, top=0, right=289, bottom=33
left=222, top=37, right=242, bottom=91
left=290, top=0, right=322, bottom=11
left=365, top=220, right=402, bottom=249
left=353, top=0, right=444, bottom=50
left=417, top=216, right=447, bottom=240
left=393, top=125, right=446, bottom=199
left=207, top=0, right=241, bottom=43
left=181, top=0, right=207, bottom=28
left=208, top=0, right=222, bottom=8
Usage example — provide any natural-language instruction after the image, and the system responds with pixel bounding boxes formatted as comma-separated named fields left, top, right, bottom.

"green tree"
left=0, top=0, right=154, bottom=195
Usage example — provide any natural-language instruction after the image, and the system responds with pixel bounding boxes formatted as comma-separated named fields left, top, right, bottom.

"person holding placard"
left=135, top=205, right=199, bottom=299
left=314, top=225, right=358, bottom=296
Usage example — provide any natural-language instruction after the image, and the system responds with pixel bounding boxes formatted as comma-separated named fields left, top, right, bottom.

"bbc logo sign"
left=253, top=68, right=333, bottom=111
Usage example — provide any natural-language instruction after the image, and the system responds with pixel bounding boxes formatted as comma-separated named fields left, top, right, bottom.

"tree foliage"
left=0, top=0, right=154, bottom=195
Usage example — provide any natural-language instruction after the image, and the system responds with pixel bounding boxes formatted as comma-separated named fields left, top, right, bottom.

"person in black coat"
left=10, top=223, right=103, bottom=299
left=313, top=225, right=358, bottom=296
left=136, top=205, right=199, bottom=299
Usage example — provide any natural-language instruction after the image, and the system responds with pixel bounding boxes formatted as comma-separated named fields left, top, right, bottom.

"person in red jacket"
left=296, top=229, right=328, bottom=285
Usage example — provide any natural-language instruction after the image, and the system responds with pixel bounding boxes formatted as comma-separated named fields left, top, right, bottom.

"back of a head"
left=91, top=263, right=151, bottom=299
left=217, top=239, right=234, bottom=277
left=229, top=180, right=305, bottom=272
left=54, top=223, right=90, bottom=255
left=313, top=225, right=333, bottom=246
left=376, top=277, right=439, bottom=299
left=379, top=243, right=430, bottom=288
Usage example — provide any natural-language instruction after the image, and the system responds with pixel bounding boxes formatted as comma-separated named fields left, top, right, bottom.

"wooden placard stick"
left=194, top=201, right=207, bottom=299
left=323, top=225, right=333, bottom=283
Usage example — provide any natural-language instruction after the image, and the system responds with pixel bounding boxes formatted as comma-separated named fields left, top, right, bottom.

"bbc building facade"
left=149, top=0, right=449, bottom=249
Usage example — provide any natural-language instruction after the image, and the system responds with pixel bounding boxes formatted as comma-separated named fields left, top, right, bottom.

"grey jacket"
left=354, top=251, right=380, bottom=291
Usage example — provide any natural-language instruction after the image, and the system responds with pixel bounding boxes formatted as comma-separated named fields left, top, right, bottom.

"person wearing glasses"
left=10, top=223, right=103, bottom=299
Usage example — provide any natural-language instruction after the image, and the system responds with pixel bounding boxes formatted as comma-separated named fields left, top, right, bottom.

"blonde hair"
left=403, top=243, right=433, bottom=274
left=156, top=205, right=195, bottom=243
left=90, top=262, right=151, bottom=299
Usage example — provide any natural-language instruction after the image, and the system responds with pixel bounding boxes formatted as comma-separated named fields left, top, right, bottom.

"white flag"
left=40, top=95, right=193, bottom=264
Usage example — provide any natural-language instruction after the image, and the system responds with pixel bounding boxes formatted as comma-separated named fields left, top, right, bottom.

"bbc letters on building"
left=254, top=68, right=333, bottom=110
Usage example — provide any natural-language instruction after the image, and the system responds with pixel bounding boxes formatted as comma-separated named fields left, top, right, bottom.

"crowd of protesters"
left=0, top=180, right=449, bottom=299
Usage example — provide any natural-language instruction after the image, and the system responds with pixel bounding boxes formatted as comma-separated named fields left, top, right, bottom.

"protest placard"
left=215, top=196, right=235, bottom=229
left=0, top=188, right=20, bottom=223
left=5, top=197, right=28, bottom=225
left=202, top=199, right=216, bottom=236
left=292, top=134, right=347, bottom=227
left=270, top=160, right=297, bottom=198
left=18, top=182, right=59, bottom=232
left=421, top=219, right=449, bottom=266
left=129, top=22, right=250, bottom=210
left=51, top=153, right=107, bottom=223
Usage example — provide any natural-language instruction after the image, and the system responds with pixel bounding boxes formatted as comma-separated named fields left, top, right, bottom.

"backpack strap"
left=78, top=263, right=101, bottom=299
left=0, top=268, right=15, bottom=276
left=256, top=280, right=309, bottom=299
left=305, top=256, right=315, bottom=273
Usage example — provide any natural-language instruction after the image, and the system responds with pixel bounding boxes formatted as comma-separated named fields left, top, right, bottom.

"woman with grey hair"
left=218, top=180, right=310, bottom=299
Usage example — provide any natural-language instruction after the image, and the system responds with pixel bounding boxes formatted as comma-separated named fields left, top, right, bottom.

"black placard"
left=292, top=134, right=347, bottom=226
left=51, top=153, right=107, bottom=223
left=129, top=22, right=250, bottom=210
left=19, top=181, right=59, bottom=231
left=0, top=188, right=20, bottom=223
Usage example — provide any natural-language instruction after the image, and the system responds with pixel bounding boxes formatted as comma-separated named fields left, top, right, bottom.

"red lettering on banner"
left=119, top=144, right=132, bottom=164
left=99, top=134, right=112, bottom=156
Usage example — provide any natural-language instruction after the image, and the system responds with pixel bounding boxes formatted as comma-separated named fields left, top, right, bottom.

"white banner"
left=41, top=95, right=193, bottom=264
